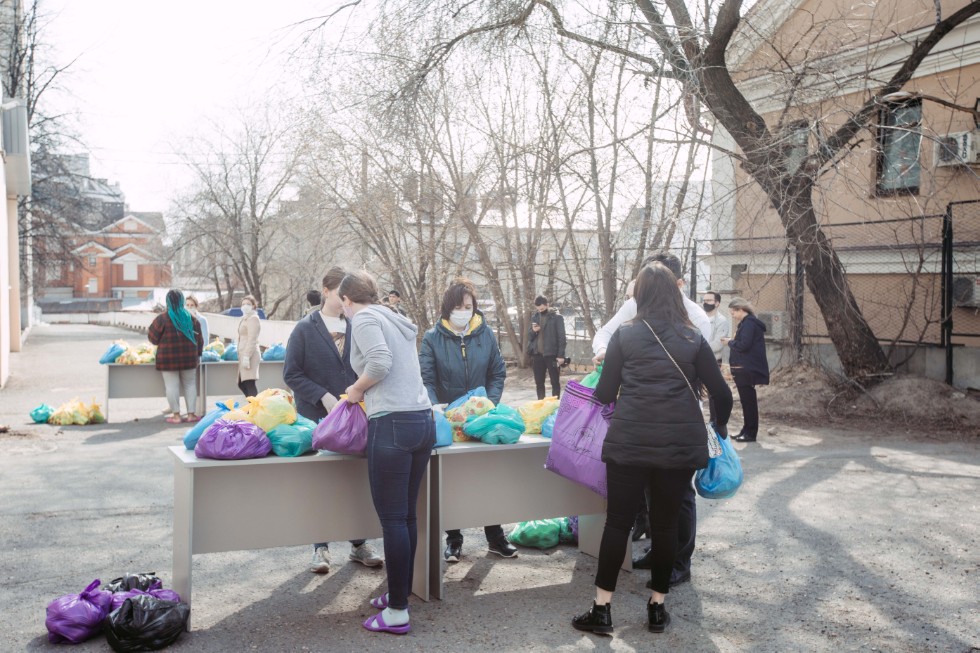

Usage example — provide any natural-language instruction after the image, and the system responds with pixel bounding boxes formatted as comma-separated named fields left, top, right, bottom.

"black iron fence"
left=694, top=199, right=980, bottom=384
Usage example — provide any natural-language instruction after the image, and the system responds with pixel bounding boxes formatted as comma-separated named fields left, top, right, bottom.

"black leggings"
left=595, top=463, right=694, bottom=594
left=238, top=376, right=258, bottom=398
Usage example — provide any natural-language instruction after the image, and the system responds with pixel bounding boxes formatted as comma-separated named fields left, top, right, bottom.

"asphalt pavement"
left=0, top=323, right=977, bottom=652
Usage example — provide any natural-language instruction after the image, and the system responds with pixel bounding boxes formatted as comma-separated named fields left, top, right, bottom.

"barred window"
left=876, top=100, right=921, bottom=196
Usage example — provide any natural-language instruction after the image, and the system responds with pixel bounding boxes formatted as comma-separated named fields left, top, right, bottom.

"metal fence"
left=694, top=199, right=980, bottom=384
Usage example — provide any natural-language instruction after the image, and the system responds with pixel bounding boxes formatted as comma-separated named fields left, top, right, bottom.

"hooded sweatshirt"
left=349, top=304, right=432, bottom=418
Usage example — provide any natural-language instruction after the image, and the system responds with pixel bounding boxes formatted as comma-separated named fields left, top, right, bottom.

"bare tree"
left=317, top=0, right=980, bottom=382
left=171, top=110, right=302, bottom=317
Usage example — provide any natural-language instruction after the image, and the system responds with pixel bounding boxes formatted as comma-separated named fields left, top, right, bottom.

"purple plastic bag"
left=45, top=578, right=113, bottom=644
left=110, top=580, right=181, bottom=611
left=311, top=401, right=368, bottom=455
left=194, top=419, right=271, bottom=460
left=544, top=380, right=614, bottom=497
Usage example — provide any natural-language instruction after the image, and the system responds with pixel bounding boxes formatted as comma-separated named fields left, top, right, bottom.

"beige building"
left=708, top=0, right=980, bottom=354
left=0, top=0, right=31, bottom=387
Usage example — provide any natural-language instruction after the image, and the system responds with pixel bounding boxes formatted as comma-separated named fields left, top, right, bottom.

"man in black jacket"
left=527, top=295, right=567, bottom=399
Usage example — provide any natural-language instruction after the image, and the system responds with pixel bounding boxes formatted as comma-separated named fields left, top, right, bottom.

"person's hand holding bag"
left=321, top=392, right=339, bottom=412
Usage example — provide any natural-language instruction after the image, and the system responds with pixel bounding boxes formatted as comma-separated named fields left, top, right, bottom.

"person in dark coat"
left=284, top=266, right=383, bottom=574
left=147, top=289, right=203, bottom=424
left=527, top=295, right=567, bottom=399
left=722, top=296, right=770, bottom=443
left=572, top=262, right=733, bottom=636
left=418, top=278, right=515, bottom=563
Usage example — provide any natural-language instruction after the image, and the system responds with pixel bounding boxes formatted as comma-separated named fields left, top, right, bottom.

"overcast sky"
left=43, top=1, right=334, bottom=213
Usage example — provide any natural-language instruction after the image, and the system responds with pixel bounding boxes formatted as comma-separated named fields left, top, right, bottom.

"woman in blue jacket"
left=284, top=266, right=383, bottom=573
left=419, top=278, right=515, bottom=563
left=722, top=297, right=770, bottom=443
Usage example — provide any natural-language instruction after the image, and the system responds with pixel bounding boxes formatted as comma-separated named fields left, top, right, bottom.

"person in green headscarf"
left=148, top=289, right=204, bottom=424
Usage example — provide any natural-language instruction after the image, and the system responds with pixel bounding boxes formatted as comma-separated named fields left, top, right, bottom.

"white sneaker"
left=310, top=546, right=330, bottom=574
left=349, top=542, right=384, bottom=567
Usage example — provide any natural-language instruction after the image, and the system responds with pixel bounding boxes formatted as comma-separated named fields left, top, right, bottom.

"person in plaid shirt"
left=148, top=289, right=204, bottom=424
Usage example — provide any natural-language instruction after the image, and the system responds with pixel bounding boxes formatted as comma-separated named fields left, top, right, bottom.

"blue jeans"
left=367, top=409, right=435, bottom=610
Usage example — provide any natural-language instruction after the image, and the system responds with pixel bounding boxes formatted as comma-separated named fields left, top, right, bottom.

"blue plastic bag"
left=262, top=343, right=286, bottom=361
left=541, top=413, right=557, bottom=438
left=201, top=350, right=220, bottom=362
left=433, top=410, right=452, bottom=448
left=695, top=433, right=743, bottom=499
left=31, top=404, right=55, bottom=423
left=183, top=401, right=238, bottom=450
left=99, top=343, right=125, bottom=364
left=463, top=404, right=524, bottom=445
left=221, top=342, right=238, bottom=361
left=447, top=386, right=487, bottom=410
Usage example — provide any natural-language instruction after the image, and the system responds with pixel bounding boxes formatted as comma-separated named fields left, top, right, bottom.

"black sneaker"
left=733, top=433, right=757, bottom=442
left=648, top=601, right=670, bottom=633
left=444, top=542, right=462, bottom=563
left=572, top=601, right=613, bottom=635
left=488, top=537, right=518, bottom=558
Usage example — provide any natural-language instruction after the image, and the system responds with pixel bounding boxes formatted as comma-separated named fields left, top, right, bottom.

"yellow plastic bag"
left=445, top=396, right=495, bottom=442
left=246, top=392, right=297, bottom=432
left=518, top=397, right=560, bottom=434
left=204, top=338, right=226, bottom=355
left=255, top=387, right=295, bottom=406
left=47, top=397, right=101, bottom=425
left=223, top=408, right=250, bottom=422
left=88, top=402, right=105, bottom=424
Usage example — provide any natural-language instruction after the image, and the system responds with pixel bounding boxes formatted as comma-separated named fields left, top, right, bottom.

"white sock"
left=382, top=607, right=409, bottom=626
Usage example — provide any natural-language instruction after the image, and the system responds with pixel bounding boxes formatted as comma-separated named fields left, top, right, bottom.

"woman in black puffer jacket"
left=571, top=263, right=733, bottom=636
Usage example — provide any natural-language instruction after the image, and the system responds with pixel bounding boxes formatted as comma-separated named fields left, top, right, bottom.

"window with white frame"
left=87, top=278, right=98, bottom=294
left=123, top=261, right=138, bottom=281
left=876, top=100, right=922, bottom=195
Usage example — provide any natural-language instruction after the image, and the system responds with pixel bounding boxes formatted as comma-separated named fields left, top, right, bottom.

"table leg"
left=411, top=459, right=430, bottom=601
left=172, top=462, right=194, bottom=630
left=428, top=455, right=444, bottom=600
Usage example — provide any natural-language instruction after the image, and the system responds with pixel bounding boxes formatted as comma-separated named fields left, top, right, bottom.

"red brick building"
left=42, top=212, right=172, bottom=307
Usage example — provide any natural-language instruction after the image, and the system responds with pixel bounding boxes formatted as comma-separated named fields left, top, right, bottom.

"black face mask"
left=703, top=303, right=716, bottom=313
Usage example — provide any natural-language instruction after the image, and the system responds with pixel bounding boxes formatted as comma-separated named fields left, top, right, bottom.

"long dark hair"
left=633, top=262, right=693, bottom=332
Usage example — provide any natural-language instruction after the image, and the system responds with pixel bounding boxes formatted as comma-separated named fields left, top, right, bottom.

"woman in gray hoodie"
left=339, top=271, right=434, bottom=636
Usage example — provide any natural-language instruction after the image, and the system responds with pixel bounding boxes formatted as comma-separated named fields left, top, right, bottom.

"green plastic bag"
left=463, top=405, right=525, bottom=444
left=267, top=415, right=317, bottom=457
left=509, top=519, right=563, bottom=549
left=580, top=363, right=603, bottom=389
left=30, top=404, right=54, bottom=424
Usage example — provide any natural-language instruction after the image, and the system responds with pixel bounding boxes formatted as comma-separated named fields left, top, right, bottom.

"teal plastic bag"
left=267, top=415, right=316, bottom=457
left=509, top=519, right=562, bottom=549
left=201, top=350, right=220, bottom=363
left=99, top=343, right=125, bottom=364
left=221, top=343, right=238, bottom=361
left=580, top=363, right=602, bottom=389
left=695, top=433, right=743, bottom=499
left=262, top=343, right=286, bottom=361
left=463, top=405, right=524, bottom=445
left=541, top=413, right=556, bottom=438
left=433, top=410, right=452, bottom=448
left=183, top=401, right=238, bottom=449
left=30, top=404, right=54, bottom=423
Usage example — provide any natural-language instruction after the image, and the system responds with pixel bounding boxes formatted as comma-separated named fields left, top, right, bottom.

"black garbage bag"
left=104, top=595, right=190, bottom=652
left=103, top=573, right=161, bottom=593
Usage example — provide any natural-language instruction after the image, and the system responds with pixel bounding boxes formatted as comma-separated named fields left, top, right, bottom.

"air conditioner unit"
left=952, top=276, right=980, bottom=307
left=935, top=131, right=980, bottom=167
left=756, top=311, right=788, bottom=341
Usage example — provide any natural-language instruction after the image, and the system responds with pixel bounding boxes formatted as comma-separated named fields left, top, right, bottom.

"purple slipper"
left=369, top=593, right=389, bottom=609
left=363, top=611, right=410, bottom=635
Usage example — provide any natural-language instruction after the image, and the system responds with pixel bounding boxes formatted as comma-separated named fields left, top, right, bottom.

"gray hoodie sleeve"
left=351, top=311, right=393, bottom=381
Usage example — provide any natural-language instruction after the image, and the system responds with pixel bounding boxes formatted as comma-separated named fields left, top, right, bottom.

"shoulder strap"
left=640, top=319, right=700, bottom=405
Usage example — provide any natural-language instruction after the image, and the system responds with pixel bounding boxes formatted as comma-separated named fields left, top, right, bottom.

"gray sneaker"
left=310, top=546, right=330, bottom=574
left=349, top=542, right=384, bottom=567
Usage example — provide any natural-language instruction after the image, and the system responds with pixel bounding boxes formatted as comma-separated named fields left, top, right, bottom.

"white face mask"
left=449, top=309, right=472, bottom=329
left=342, top=305, right=354, bottom=320
left=241, top=304, right=254, bottom=316
left=188, top=308, right=199, bottom=316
